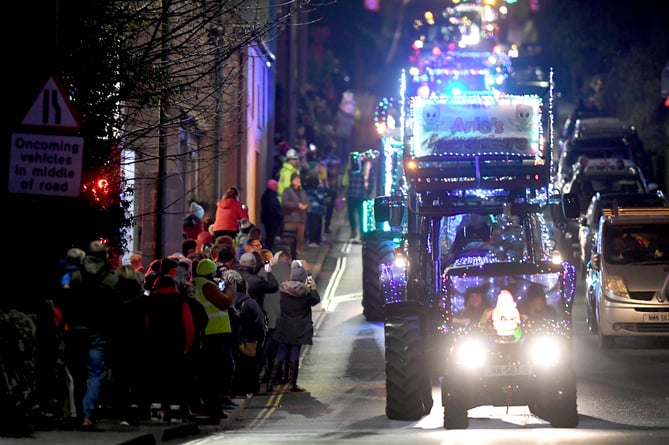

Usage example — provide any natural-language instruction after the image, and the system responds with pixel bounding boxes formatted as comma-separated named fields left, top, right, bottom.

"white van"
left=587, top=206, right=669, bottom=348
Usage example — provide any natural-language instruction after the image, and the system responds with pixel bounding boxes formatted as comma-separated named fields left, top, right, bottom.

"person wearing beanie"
left=281, top=173, right=309, bottom=260
left=192, top=258, right=237, bottom=421
left=277, top=149, right=301, bottom=202
left=237, top=252, right=278, bottom=309
left=266, top=260, right=320, bottom=393
left=61, top=240, right=122, bottom=428
left=228, top=266, right=266, bottom=396
left=259, top=250, right=292, bottom=385
left=239, top=252, right=257, bottom=270
left=184, top=202, right=205, bottom=241
left=261, top=178, right=284, bottom=250
left=235, top=250, right=277, bottom=388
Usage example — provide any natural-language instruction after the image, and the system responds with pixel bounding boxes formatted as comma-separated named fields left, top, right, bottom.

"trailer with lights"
left=368, top=89, right=580, bottom=429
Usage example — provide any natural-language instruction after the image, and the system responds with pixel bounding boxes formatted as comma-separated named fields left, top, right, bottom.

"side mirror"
left=562, top=192, right=580, bottom=219
left=373, top=196, right=390, bottom=223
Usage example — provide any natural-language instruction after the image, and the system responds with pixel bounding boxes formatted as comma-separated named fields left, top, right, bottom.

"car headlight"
left=604, top=275, right=630, bottom=299
left=453, top=339, right=487, bottom=369
left=529, top=336, right=563, bottom=367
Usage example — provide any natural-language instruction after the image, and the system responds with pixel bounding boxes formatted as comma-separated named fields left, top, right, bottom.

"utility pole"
left=156, top=0, right=171, bottom=259
left=212, top=12, right=224, bottom=208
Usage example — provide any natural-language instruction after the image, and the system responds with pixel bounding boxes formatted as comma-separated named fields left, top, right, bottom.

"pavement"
left=2, top=209, right=350, bottom=445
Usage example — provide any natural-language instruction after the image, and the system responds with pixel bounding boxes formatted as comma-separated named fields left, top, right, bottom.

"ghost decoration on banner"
left=492, top=289, right=521, bottom=336
left=509, top=103, right=533, bottom=132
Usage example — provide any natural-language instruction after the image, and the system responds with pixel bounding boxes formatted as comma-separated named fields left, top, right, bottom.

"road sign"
left=8, top=132, right=84, bottom=197
left=21, top=76, right=81, bottom=131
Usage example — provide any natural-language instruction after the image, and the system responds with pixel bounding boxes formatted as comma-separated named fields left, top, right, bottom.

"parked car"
left=558, top=113, right=623, bottom=157
left=555, top=125, right=644, bottom=188
left=586, top=206, right=669, bottom=348
left=578, top=191, right=668, bottom=268
left=553, top=157, right=656, bottom=264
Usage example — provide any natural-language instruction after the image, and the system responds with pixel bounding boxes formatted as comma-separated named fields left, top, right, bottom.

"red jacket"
left=213, top=197, right=249, bottom=232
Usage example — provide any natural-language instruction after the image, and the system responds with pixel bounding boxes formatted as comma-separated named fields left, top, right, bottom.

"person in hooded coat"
left=62, top=240, right=121, bottom=428
left=183, top=202, right=205, bottom=241
left=266, top=260, right=320, bottom=393
left=213, top=186, right=249, bottom=240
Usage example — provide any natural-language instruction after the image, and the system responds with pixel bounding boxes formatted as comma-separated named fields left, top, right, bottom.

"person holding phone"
left=266, top=260, right=320, bottom=393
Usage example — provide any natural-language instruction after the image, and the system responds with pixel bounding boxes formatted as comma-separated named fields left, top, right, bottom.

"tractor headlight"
left=529, top=336, right=563, bottom=368
left=393, top=255, right=407, bottom=269
left=453, top=339, right=487, bottom=369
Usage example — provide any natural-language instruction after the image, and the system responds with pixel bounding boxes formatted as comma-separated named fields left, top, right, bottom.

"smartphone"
left=307, top=274, right=313, bottom=284
left=264, top=261, right=270, bottom=272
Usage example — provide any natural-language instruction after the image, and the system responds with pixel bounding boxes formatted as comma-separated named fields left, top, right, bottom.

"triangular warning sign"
left=22, top=76, right=81, bottom=131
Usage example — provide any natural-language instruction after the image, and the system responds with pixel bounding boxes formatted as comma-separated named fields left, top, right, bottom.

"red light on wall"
left=96, top=178, right=109, bottom=191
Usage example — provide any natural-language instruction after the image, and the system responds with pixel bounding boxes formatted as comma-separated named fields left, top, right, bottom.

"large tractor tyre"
left=548, top=373, right=579, bottom=428
left=362, top=236, right=395, bottom=322
left=442, top=378, right=469, bottom=429
left=385, top=314, right=433, bottom=420
left=529, top=373, right=579, bottom=428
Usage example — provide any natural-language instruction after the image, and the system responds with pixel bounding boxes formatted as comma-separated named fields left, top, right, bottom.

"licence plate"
left=643, top=313, right=669, bottom=322
left=484, top=364, right=532, bottom=377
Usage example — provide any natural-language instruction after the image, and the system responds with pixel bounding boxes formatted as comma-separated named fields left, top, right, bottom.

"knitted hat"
left=290, top=260, right=308, bottom=282
left=240, top=218, right=252, bottom=230
left=239, top=252, right=257, bottom=269
left=290, top=172, right=300, bottom=181
left=221, top=269, right=243, bottom=284
left=197, top=258, right=217, bottom=277
left=189, top=202, right=204, bottom=219
left=267, top=179, right=278, bottom=191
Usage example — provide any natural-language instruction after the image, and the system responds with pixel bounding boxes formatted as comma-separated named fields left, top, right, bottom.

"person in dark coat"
left=141, top=275, right=194, bottom=423
left=260, top=179, right=284, bottom=250
left=110, top=265, right=147, bottom=426
left=266, top=260, right=320, bottom=393
left=281, top=173, right=310, bottom=259
left=236, top=252, right=277, bottom=382
left=62, top=240, right=121, bottom=428
left=229, top=276, right=266, bottom=396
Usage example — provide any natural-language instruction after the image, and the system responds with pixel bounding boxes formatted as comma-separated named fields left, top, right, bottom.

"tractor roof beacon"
left=367, top=70, right=580, bottom=429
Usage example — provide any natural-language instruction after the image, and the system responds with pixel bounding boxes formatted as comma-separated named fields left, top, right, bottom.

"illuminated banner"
left=411, top=95, right=541, bottom=157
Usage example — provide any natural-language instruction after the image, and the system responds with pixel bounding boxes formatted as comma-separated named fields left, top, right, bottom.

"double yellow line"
left=249, top=239, right=354, bottom=429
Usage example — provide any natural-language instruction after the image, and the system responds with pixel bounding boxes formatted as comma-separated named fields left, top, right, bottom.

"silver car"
left=587, top=207, right=669, bottom=348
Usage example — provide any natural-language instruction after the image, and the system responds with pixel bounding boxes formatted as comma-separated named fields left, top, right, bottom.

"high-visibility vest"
left=193, top=276, right=231, bottom=335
